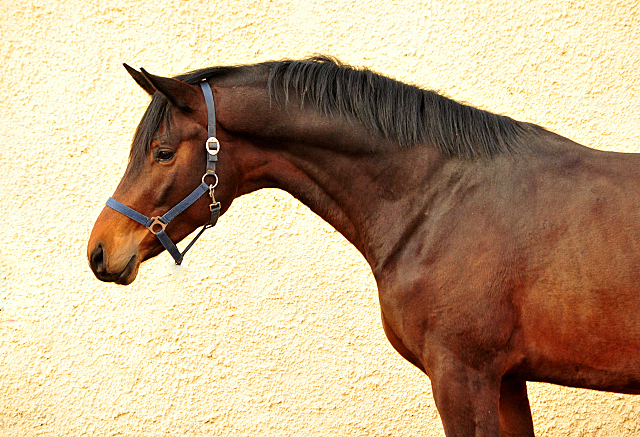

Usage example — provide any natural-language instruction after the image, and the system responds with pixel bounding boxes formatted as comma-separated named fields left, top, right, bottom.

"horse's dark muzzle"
left=89, top=244, right=137, bottom=285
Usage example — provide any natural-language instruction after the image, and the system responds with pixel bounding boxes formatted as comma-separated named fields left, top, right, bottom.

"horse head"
left=87, top=66, right=237, bottom=284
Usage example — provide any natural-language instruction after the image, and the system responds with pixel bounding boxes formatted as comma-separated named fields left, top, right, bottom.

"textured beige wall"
left=1, top=0, right=639, bottom=435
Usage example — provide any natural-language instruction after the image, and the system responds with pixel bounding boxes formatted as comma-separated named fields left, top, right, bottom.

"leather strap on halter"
left=201, top=80, right=222, bottom=228
left=201, top=80, right=216, bottom=137
left=105, top=79, right=221, bottom=265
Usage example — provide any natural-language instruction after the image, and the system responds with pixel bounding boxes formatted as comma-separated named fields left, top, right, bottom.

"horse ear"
left=123, top=64, right=156, bottom=96
left=139, top=68, right=200, bottom=113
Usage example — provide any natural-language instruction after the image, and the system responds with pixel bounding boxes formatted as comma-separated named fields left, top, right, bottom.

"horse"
left=87, top=57, right=640, bottom=436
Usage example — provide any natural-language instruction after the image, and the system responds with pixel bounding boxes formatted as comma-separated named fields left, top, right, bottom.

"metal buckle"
left=206, top=137, right=220, bottom=155
left=202, top=172, right=219, bottom=188
left=147, top=217, right=167, bottom=234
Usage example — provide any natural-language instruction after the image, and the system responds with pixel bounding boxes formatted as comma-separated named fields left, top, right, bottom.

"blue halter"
left=105, top=81, right=221, bottom=265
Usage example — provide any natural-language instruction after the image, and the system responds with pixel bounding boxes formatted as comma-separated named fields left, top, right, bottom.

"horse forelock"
left=129, top=93, right=169, bottom=165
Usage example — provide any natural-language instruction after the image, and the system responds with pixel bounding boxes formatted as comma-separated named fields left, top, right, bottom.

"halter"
left=105, top=81, right=221, bottom=265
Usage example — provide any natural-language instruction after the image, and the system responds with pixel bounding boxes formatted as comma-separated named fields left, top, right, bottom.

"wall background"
left=1, top=0, right=639, bottom=435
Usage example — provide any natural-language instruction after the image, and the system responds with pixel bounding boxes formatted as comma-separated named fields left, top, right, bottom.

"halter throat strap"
left=105, top=80, right=221, bottom=265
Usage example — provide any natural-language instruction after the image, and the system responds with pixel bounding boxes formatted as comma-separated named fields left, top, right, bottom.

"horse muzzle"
left=89, top=243, right=140, bottom=285
left=87, top=207, right=146, bottom=285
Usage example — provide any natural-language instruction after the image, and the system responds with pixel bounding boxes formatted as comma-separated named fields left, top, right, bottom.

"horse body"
left=378, top=137, right=640, bottom=384
left=88, top=58, right=640, bottom=436
left=373, top=138, right=640, bottom=434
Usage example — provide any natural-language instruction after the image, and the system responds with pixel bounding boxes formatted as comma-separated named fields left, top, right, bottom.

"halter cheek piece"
left=105, top=81, right=221, bottom=265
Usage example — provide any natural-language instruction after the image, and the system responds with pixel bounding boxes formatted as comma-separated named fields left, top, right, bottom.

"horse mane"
left=267, top=56, right=534, bottom=158
left=130, top=57, right=533, bottom=162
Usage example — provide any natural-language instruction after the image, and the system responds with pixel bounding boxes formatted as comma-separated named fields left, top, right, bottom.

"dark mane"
left=130, top=57, right=533, bottom=162
left=268, top=56, right=533, bottom=158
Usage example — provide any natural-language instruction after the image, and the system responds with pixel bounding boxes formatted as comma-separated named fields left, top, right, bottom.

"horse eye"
left=156, top=150, right=175, bottom=162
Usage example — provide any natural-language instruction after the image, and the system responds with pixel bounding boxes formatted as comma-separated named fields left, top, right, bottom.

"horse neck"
left=217, top=85, right=450, bottom=270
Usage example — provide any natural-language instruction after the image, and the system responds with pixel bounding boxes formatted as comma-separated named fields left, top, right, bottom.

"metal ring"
left=202, top=172, right=219, bottom=188
left=147, top=217, right=167, bottom=235
left=206, top=137, right=220, bottom=155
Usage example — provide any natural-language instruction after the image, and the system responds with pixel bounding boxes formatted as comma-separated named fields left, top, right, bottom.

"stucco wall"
left=1, top=0, right=639, bottom=435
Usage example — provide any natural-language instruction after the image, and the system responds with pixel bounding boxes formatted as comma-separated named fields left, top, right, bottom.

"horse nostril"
left=90, top=244, right=106, bottom=274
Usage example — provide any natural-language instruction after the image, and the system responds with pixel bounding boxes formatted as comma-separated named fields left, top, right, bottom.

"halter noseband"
left=105, top=81, right=221, bottom=265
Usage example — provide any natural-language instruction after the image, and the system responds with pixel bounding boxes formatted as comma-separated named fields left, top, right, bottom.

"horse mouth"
left=114, top=255, right=140, bottom=285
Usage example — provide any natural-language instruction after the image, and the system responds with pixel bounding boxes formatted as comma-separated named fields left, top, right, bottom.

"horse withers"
left=88, top=57, right=640, bottom=436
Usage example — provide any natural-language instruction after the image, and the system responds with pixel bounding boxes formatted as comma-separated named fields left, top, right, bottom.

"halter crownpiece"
left=105, top=80, right=221, bottom=265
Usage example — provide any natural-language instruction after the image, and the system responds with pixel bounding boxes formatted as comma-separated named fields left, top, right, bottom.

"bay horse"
left=87, top=57, right=640, bottom=436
